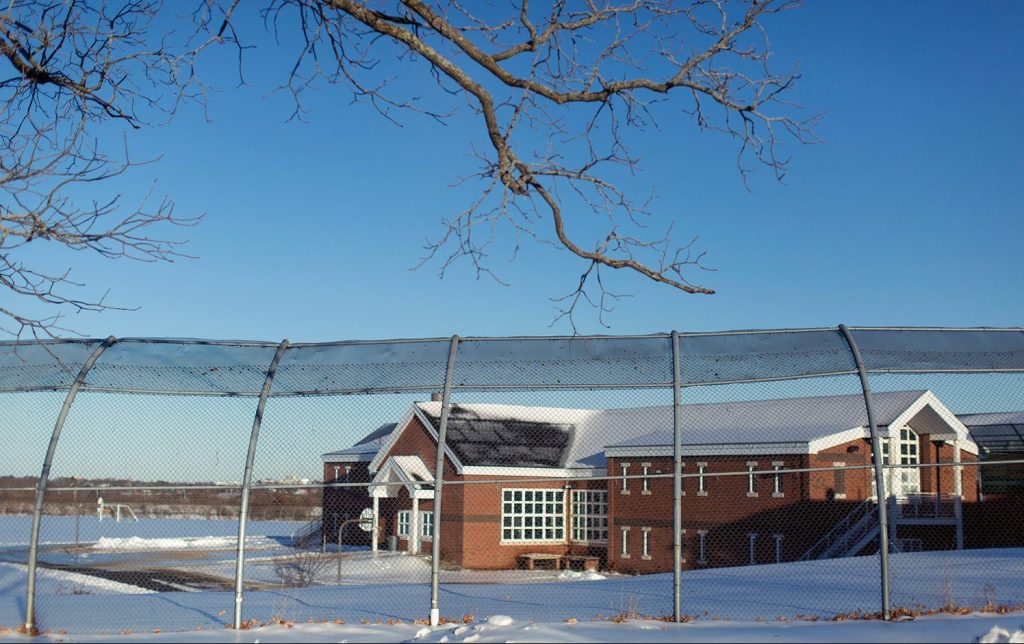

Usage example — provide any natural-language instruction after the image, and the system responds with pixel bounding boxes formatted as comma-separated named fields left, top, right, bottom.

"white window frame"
left=697, top=463, right=708, bottom=496
left=641, top=462, right=651, bottom=495
left=774, top=533, right=784, bottom=564
left=747, top=461, right=758, bottom=497
left=397, top=510, right=411, bottom=538
left=571, top=490, right=608, bottom=544
left=620, top=527, right=631, bottom=559
left=748, top=533, right=757, bottom=565
left=641, top=527, right=651, bottom=560
left=620, top=463, right=631, bottom=494
left=697, top=529, right=708, bottom=564
left=899, top=427, right=920, bottom=465
left=333, top=466, right=341, bottom=481
left=772, top=461, right=784, bottom=497
left=420, top=511, right=433, bottom=540
left=501, top=488, right=566, bottom=543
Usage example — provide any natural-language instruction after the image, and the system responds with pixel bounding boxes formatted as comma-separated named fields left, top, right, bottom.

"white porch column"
left=884, top=436, right=898, bottom=549
left=410, top=497, right=420, bottom=555
left=371, top=495, right=380, bottom=556
left=953, top=439, right=964, bottom=550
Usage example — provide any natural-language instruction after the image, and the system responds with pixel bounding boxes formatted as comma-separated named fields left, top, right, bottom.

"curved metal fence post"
left=839, top=324, right=891, bottom=620
left=24, top=335, right=116, bottom=634
left=430, top=335, right=460, bottom=627
left=671, top=331, right=684, bottom=623
left=233, top=339, right=289, bottom=630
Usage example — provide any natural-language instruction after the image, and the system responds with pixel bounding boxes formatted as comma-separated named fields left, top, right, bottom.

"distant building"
left=322, top=391, right=979, bottom=571
left=960, top=411, right=1024, bottom=497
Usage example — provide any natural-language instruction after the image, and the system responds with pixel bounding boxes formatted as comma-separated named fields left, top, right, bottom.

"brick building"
left=322, top=390, right=979, bottom=572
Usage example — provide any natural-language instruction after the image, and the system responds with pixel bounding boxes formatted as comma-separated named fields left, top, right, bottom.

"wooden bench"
left=517, top=553, right=565, bottom=571
left=565, top=555, right=600, bottom=572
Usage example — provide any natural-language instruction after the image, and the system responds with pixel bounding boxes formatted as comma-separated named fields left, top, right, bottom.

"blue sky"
left=3, top=3, right=1024, bottom=482
left=20, top=1, right=1022, bottom=342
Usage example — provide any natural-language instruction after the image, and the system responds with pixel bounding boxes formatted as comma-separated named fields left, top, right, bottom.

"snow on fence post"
left=838, top=324, right=892, bottom=620
left=233, top=339, right=290, bottom=631
left=429, top=335, right=460, bottom=627
left=671, top=330, right=684, bottom=623
left=24, top=335, right=117, bottom=635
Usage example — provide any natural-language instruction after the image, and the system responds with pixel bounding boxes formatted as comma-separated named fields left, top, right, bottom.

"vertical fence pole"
left=233, top=339, right=289, bottom=630
left=671, top=330, right=684, bottom=623
left=430, top=335, right=460, bottom=627
left=838, top=324, right=891, bottom=620
left=24, top=336, right=116, bottom=634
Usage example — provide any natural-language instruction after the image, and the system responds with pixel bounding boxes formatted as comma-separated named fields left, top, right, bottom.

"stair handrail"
left=800, top=498, right=877, bottom=561
left=290, top=516, right=323, bottom=547
left=824, top=508, right=878, bottom=558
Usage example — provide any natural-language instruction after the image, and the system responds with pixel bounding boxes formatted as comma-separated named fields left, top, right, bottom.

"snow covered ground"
left=0, top=547, right=1016, bottom=636
left=0, top=515, right=1020, bottom=638
left=0, top=612, right=1021, bottom=643
left=0, top=516, right=303, bottom=547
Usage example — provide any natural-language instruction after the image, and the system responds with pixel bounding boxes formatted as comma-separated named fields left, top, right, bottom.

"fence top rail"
left=0, top=326, right=1021, bottom=395
left=0, top=326, right=1021, bottom=349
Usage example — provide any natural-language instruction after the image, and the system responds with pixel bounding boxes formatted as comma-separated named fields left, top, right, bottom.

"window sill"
left=697, top=491, right=708, bottom=497
left=747, top=492, right=759, bottom=498
left=641, top=490, right=652, bottom=496
left=621, top=490, right=631, bottom=495
left=499, top=540, right=568, bottom=546
left=641, top=555, right=652, bottom=561
left=620, top=554, right=631, bottom=559
left=772, top=492, right=785, bottom=498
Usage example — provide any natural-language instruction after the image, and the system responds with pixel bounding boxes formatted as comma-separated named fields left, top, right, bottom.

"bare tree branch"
left=0, top=0, right=207, bottom=338
left=263, top=0, right=818, bottom=330
left=2, top=0, right=818, bottom=336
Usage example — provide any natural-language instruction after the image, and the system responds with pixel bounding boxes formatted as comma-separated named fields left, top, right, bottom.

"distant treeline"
left=0, top=476, right=322, bottom=521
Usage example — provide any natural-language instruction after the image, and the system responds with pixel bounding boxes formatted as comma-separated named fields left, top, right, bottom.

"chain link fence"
left=0, top=328, right=1021, bottom=635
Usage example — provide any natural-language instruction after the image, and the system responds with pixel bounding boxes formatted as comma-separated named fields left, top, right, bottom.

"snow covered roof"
left=606, top=390, right=929, bottom=453
left=322, top=423, right=397, bottom=463
left=415, top=403, right=584, bottom=469
left=358, top=390, right=977, bottom=474
left=411, top=390, right=976, bottom=469
left=370, top=455, right=435, bottom=499
left=959, top=412, right=1024, bottom=454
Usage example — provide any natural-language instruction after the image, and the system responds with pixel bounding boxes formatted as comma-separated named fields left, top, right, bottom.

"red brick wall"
left=376, top=415, right=457, bottom=560
left=809, top=438, right=873, bottom=501
left=607, top=454, right=813, bottom=573
left=321, top=461, right=373, bottom=544
left=606, top=437, right=980, bottom=573
left=341, top=412, right=984, bottom=572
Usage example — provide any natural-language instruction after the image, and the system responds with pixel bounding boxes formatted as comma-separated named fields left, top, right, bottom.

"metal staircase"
left=291, top=517, right=323, bottom=549
left=800, top=499, right=880, bottom=561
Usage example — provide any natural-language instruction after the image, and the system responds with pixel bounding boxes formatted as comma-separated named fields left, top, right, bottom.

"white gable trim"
left=368, top=403, right=467, bottom=475
left=885, top=390, right=979, bottom=456
left=369, top=457, right=435, bottom=500
left=368, top=407, right=415, bottom=473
